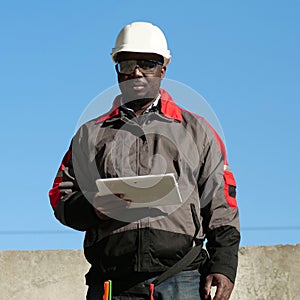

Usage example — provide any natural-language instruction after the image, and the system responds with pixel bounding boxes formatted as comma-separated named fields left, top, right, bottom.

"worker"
left=49, top=21, right=240, bottom=300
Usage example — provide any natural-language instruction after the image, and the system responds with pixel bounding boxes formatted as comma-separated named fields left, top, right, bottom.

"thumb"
left=204, top=274, right=213, bottom=299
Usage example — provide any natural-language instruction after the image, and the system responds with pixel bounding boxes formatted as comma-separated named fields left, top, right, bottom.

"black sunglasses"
left=115, top=59, right=163, bottom=75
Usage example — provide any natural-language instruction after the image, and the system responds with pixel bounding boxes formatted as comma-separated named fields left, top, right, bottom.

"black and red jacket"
left=49, top=89, right=240, bottom=287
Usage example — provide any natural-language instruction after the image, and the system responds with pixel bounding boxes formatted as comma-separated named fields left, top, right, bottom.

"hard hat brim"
left=111, top=47, right=171, bottom=66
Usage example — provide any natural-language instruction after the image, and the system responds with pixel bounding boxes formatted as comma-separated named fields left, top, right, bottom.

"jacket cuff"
left=206, top=226, right=240, bottom=283
left=206, top=251, right=238, bottom=283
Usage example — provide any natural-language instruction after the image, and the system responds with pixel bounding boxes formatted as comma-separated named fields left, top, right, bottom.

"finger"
left=204, top=275, right=213, bottom=299
left=117, top=194, right=133, bottom=203
left=94, top=193, right=124, bottom=200
left=211, top=274, right=233, bottom=300
left=117, top=194, right=133, bottom=204
left=116, top=193, right=125, bottom=198
left=213, top=282, right=225, bottom=300
left=213, top=285, right=232, bottom=300
left=125, top=200, right=132, bottom=208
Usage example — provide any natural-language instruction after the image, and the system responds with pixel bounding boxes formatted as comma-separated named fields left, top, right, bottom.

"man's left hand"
left=204, top=273, right=234, bottom=300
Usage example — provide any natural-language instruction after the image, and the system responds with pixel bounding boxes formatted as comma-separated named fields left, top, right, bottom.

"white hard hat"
left=111, top=22, right=171, bottom=66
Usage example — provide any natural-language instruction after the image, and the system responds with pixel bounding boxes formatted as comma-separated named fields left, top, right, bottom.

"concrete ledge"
left=0, top=250, right=89, bottom=300
left=1, top=245, right=299, bottom=300
left=232, top=244, right=300, bottom=300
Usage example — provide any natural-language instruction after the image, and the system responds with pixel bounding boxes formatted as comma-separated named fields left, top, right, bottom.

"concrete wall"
left=0, top=245, right=299, bottom=300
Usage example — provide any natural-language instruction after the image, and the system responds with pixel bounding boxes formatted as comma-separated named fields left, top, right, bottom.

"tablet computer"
left=95, top=173, right=182, bottom=207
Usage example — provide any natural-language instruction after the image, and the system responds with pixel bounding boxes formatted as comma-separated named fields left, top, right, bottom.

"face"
left=116, top=52, right=166, bottom=105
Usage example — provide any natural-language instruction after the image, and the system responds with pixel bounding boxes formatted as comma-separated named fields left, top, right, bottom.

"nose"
left=132, top=66, right=143, bottom=77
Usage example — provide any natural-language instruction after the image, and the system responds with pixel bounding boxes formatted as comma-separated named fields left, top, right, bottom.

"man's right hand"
left=93, top=192, right=131, bottom=220
left=204, top=273, right=234, bottom=300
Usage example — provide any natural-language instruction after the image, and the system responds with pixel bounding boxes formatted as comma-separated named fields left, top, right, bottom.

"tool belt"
left=112, top=245, right=209, bottom=299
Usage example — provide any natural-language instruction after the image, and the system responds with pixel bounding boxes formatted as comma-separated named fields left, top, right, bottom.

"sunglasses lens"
left=139, top=60, right=157, bottom=70
left=118, top=60, right=135, bottom=74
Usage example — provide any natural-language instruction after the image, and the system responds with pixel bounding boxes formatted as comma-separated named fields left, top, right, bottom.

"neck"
left=123, top=95, right=159, bottom=116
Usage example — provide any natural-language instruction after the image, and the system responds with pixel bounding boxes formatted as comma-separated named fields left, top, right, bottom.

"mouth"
left=129, top=81, right=147, bottom=91
left=132, top=85, right=145, bottom=90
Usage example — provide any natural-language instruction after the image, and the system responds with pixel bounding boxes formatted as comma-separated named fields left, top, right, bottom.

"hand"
left=93, top=192, right=131, bottom=220
left=204, top=273, right=234, bottom=300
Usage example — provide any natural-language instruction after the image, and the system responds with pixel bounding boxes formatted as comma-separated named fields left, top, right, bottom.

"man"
left=49, top=22, right=240, bottom=300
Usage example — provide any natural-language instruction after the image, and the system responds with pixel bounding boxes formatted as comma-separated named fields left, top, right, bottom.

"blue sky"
left=1, top=0, right=299, bottom=250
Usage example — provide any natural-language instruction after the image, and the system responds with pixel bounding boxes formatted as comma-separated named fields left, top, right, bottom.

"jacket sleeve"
left=199, top=126, right=240, bottom=283
left=49, top=141, right=100, bottom=231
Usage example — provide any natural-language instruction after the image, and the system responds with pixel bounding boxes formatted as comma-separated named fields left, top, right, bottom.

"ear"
left=160, top=66, right=166, bottom=79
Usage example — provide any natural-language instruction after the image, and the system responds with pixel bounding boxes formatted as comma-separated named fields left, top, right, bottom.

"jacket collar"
left=160, top=88, right=183, bottom=122
left=96, top=88, right=183, bottom=123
